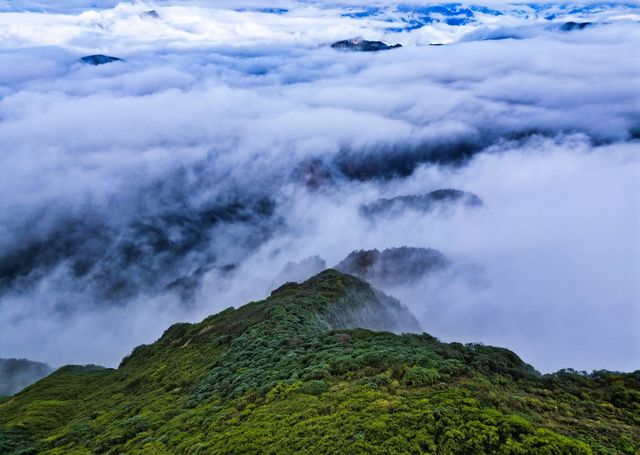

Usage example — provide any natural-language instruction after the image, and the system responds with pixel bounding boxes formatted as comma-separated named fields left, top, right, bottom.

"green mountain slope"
left=0, top=270, right=638, bottom=454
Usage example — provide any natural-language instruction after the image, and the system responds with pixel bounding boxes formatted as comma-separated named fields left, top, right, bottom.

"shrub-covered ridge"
left=0, top=270, right=638, bottom=454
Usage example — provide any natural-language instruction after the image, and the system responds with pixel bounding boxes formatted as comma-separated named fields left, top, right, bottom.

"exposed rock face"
left=335, top=247, right=448, bottom=287
left=360, top=189, right=482, bottom=219
left=79, top=55, right=123, bottom=65
left=331, top=39, right=402, bottom=52
left=0, top=358, right=53, bottom=396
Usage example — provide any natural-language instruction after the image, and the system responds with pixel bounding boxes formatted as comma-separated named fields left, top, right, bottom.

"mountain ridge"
left=0, top=270, right=638, bottom=454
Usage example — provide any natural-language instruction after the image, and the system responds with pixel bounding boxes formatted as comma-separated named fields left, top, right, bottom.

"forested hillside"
left=0, top=270, right=637, bottom=454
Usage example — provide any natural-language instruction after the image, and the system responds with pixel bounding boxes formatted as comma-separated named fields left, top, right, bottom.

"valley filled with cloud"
left=0, top=0, right=638, bottom=374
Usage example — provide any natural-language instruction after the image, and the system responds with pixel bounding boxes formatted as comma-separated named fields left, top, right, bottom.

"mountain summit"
left=0, top=270, right=637, bottom=453
left=331, top=39, right=402, bottom=52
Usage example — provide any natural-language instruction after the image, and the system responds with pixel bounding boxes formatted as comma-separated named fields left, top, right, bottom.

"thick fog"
left=0, top=1, right=638, bottom=373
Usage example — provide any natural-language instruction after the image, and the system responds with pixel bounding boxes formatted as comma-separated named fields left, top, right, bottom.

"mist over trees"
left=0, top=359, right=52, bottom=396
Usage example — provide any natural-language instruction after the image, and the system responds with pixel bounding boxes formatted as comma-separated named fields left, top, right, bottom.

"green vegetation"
left=0, top=270, right=638, bottom=454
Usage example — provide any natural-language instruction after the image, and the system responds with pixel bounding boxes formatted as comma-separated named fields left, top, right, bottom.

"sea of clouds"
left=0, top=0, right=638, bottom=373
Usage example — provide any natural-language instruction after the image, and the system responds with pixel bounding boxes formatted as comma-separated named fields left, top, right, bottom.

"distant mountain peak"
left=361, top=189, right=483, bottom=219
left=335, top=247, right=448, bottom=287
left=331, top=38, right=402, bottom=52
left=0, top=358, right=53, bottom=396
left=79, top=54, right=123, bottom=65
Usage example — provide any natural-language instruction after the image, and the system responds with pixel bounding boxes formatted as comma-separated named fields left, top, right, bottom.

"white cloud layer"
left=0, top=1, right=638, bottom=373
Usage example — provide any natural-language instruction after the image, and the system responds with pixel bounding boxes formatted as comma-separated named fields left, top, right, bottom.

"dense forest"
left=0, top=270, right=638, bottom=454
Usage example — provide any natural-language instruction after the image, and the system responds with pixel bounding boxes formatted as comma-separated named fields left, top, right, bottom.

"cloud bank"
left=0, top=1, right=638, bottom=373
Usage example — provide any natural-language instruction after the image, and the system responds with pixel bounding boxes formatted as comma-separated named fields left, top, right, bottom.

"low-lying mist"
left=0, top=0, right=638, bottom=374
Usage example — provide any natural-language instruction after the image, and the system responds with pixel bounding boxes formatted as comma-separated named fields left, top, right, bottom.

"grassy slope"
left=0, top=270, right=638, bottom=454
